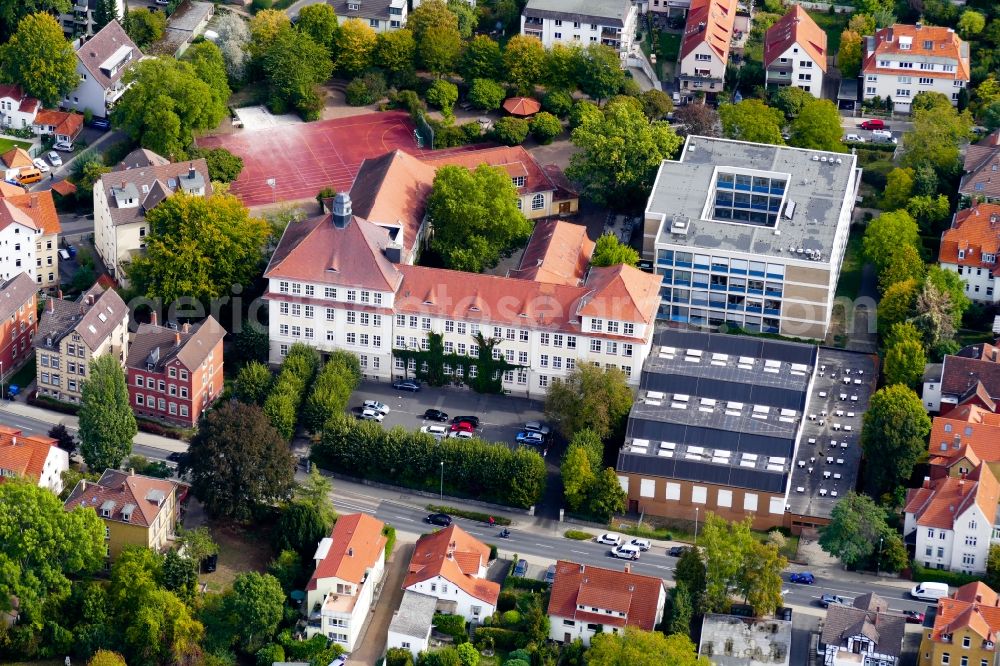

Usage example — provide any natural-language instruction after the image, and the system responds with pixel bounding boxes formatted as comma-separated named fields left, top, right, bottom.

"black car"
left=166, top=451, right=187, bottom=464
left=451, top=415, right=480, bottom=428
left=423, top=409, right=449, bottom=422
left=392, top=380, right=421, bottom=392
left=425, top=513, right=452, bottom=527
left=88, top=116, right=111, bottom=130
left=668, top=546, right=691, bottom=557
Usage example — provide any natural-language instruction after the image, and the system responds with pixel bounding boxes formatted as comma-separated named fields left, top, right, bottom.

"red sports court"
left=196, top=111, right=475, bottom=207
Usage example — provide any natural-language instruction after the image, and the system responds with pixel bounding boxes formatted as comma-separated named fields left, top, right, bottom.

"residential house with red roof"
left=862, top=24, right=970, bottom=114
left=125, top=315, right=225, bottom=427
left=63, top=468, right=183, bottom=562
left=926, top=405, right=1000, bottom=482
left=547, top=560, right=666, bottom=646
left=0, top=197, right=44, bottom=285
left=922, top=341, right=1000, bottom=414
left=0, top=85, right=40, bottom=132
left=1, top=190, right=63, bottom=290
left=264, top=188, right=661, bottom=394
left=305, top=513, right=387, bottom=650
left=32, top=109, right=84, bottom=147
left=764, top=6, right=827, bottom=97
left=939, top=203, right=1000, bottom=303
left=903, top=462, right=1000, bottom=574
left=402, top=524, right=499, bottom=622
left=918, top=582, right=1000, bottom=666
left=819, top=593, right=905, bottom=666
left=0, top=425, right=68, bottom=494
left=960, top=130, right=1000, bottom=203
left=0, top=273, right=39, bottom=377
left=678, top=0, right=738, bottom=102
left=64, top=20, right=141, bottom=119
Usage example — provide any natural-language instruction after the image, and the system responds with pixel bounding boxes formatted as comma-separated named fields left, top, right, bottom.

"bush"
left=861, top=160, right=895, bottom=190
left=497, top=591, right=517, bottom=612
left=344, top=71, right=387, bottom=106
left=391, top=89, right=426, bottom=117
left=433, top=613, right=468, bottom=643
left=302, top=350, right=360, bottom=432
left=460, top=122, right=482, bottom=143
left=492, top=117, right=530, bottom=146
left=564, top=530, right=594, bottom=540
left=488, top=544, right=498, bottom=561
left=500, top=610, right=521, bottom=626
left=426, top=504, right=512, bottom=526
left=256, top=643, right=284, bottom=666
left=467, top=78, right=506, bottom=111
left=530, top=112, right=562, bottom=144
left=542, top=90, right=574, bottom=118
left=263, top=343, right=319, bottom=440
left=473, top=627, right=524, bottom=651
left=431, top=120, right=468, bottom=148
left=910, top=561, right=979, bottom=587
left=189, top=147, right=244, bottom=183
left=387, top=648, right=415, bottom=666
left=427, top=79, right=459, bottom=116
left=383, top=525, right=397, bottom=559
left=502, top=577, right=549, bottom=593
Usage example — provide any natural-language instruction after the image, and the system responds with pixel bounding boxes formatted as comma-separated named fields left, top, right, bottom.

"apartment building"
left=922, top=342, right=1000, bottom=414
left=960, top=130, right=1000, bottom=203
left=918, top=582, right=1000, bottom=666
left=0, top=425, right=68, bottom=494
left=65, top=20, right=142, bottom=119
left=63, top=469, right=182, bottom=562
left=304, top=514, right=386, bottom=650
left=0, top=273, right=38, bottom=376
left=34, top=284, right=129, bottom=403
left=862, top=24, right=970, bottom=114
left=521, top=0, right=638, bottom=62
left=1, top=191, right=62, bottom=290
left=547, top=561, right=666, bottom=646
left=763, top=6, right=827, bottom=96
left=264, top=189, right=661, bottom=395
left=939, top=203, right=1000, bottom=303
left=125, top=315, right=225, bottom=428
left=0, top=198, right=42, bottom=285
left=57, top=0, right=126, bottom=38
left=330, top=0, right=407, bottom=32
left=643, top=136, right=861, bottom=339
left=93, top=152, right=211, bottom=284
left=678, top=0, right=738, bottom=101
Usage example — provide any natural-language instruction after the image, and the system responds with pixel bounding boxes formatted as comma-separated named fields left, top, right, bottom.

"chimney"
left=151, top=311, right=157, bottom=327
left=579, top=564, right=585, bottom=574
left=182, top=322, right=190, bottom=333
left=81, top=480, right=86, bottom=491
left=174, top=332, right=181, bottom=347
left=331, top=192, right=352, bottom=229
left=923, top=476, right=931, bottom=489
left=10, top=436, right=15, bottom=446
left=128, top=468, right=135, bottom=476
left=188, top=163, right=195, bottom=179
left=348, top=547, right=354, bottom=557
left=624, top=563, right=631, bottom=574
left=29, top=194, right=37, bottom=208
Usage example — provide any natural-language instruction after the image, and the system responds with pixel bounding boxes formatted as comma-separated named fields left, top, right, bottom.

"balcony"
left=767, top=69, right=792, bottom=82
left=524, top=16, right=543, bottom=26
left=105, top=83, right=129, bottom=105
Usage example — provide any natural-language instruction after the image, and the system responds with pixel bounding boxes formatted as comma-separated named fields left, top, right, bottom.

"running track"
left=196, top=111, right=480, bottom=207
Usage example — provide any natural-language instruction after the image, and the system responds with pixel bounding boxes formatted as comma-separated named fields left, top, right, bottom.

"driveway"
left=346, top=542, right=414, bottom=666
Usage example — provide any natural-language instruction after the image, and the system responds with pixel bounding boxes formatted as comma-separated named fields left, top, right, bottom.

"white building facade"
left=521, top=0, right=637, bottom=62
left=0, top=203, right=40, bottom=284
left=64, top=21, right=141, bottom=119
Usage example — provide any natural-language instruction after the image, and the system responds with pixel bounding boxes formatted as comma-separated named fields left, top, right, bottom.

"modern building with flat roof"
left=699, top=613, right=791, bottom=665
left=643, top=136, right=861, bottom=340
left=616, top=328, right=875, bottom=532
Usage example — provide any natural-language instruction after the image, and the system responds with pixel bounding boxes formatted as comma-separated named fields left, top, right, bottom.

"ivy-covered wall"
left=392, top=332, right=522, bottom=394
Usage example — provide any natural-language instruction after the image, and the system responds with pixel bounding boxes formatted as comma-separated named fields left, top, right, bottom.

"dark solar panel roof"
left=617, top=452, right=789, bottom=493
left=641, top=373, right=805, bottom=411
left=654, top=328, right=816, bottom=365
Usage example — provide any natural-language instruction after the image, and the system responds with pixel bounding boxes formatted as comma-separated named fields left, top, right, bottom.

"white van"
left=910, top=582, right=949, bottom=601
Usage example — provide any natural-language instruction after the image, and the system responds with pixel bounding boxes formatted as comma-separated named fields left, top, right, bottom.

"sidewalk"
left=0, top=400, right=187, bottom=452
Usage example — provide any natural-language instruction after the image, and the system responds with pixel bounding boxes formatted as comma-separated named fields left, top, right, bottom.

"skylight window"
left=711, top=170, right=787, bottom=227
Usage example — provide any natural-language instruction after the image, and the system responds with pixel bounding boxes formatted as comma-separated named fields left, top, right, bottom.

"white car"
left=52, top=141, right=73, bottom=153
left=610, top=544, right=641, bottom=560
left=357, top=408, right=384, bottom=422
left=628, top=538, right=651, bottom=551
left=448, top=430, right=473, bottom=439
left=47, top=151, right=62, bottom=167
left=362, top=400, right=390, bottom=415
left=420, top=425, right=447, bottom=439
left=844, top=133, right=865, bottom=143
left=31, top=158, right=49, bottom=173
left=595, top=533, right=621, bottom=547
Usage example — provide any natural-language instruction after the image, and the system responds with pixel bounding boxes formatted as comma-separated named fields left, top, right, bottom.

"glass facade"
left=712, top=172, right=787, bottom=227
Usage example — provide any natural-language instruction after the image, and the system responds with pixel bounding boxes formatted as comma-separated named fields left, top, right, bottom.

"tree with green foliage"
left=700, top=514, right=755, bottom=612
left=848, top=13, right=875, bottom=35
left=902, top=100, right=973, bottom=178
left=719, top=99, right=784, bottom=144
left=674, top=548, right=707, bottom=613
left=667, top=583, right=694, bottom=636
left=957, top=10, right=986, bottom=39
left=561, top=446, right=595, bottom=512
left=882, top=167, right=915, bottom=211
left=216, top=11, right=251, bottom=83
left=387, top=648, right=416, bottom=666
left=182, top=401, right=295, bottom=522
left=332, top=18, right=376, bottom=76
left=79, top=355, right=137, bottom=472
left=184, top=40, right=232, bottom=113
left=883, top=322, right=927, bottom=388
left=268, top=548, right=304, bottom=594
left=838, top=30, right=863, bottom=78
left=861, top=385, right=932, bottom=498
left=72, top=153, right=111, bottom=202
left=249, top=7, right=291, bottom=56
left=456, top=641, right=480, bottom=666
left=88, top=651, right=128, bottom=666
left=459, top=35, right=503, bottom=82
left=296, top=465, right=337, bottom=525
left=467, top=78, right=506, bottom=111
left=771, top=85, right=814, bottom=119
left=983, top=101, right=1000, bottom=131
left=427, top=164, right=531, bottom=272
left=544, top=42, right=583, bottom=91
left=296, top=2, right=338, bottom=50
left=923, top=264, right=971, bottom=333
left=986, top=545, right=1000, bottom=591
left=128, top=192, right=271, bottom=303
left=863, top=210, right=920, bottom=275
left=162, top=548, right=199, bottom=603
left=374, top=28, right=416, bottom=79
left=192, top=146, right=244, bottom=183
left=427, top=79, right=459, bottom=116
left=1, top=2, right=71, bottom=41
left=446, top=0, right=477, bottom=38
left=503, top=35, right=546, bottom=94
left=48, top=423, right=76, bottom=454
left=177, top=526, right=218, bottom=565
left=587, top=627, right=710, bottom=665
left=578, top=44, right=625, bottom=102
left=125, top=7, right=166, bottom=47
left=419, top=23, right=462, bottom=75
left=878, top=243, right=925, bottom=295
left=820, top=492, right=900, bottom=569
left=789, top=99, right=845, bottom=152
left=530, top=111, right=562, bottom=144
left=275, top=501, right=330, bottom=556
left=588, top=467, right=627, bottom=521
left=907, top=194, right=951, bottom=234
left=591, top=233, right=640, bottom=267
left=263, top=26, right=333, bottom=120
left=566, top=98, right=683, bottom=207
left=236, top=361, right=273, bottom=405
left=738, top=540, right=787, bottom=615
left=641, top=89, right=674, bottom=120
left=492, top=116, right=530, bottom=145
left=114, top=56, right=227, bottom=158
left=93, top=0, right=118, bottom=30
left=407, top=0, right=457, bottom=41
left=545, top=364, right=634, bottom=441
left=0, top=13, right=79, bottom=107
left=569, top=99, right=603, bottom=128
left=223, top=572, right=286, bottom=653
left=878, top=278, right=919, bottom=339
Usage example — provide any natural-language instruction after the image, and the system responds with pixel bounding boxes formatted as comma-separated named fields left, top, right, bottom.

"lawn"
left=201, top=521, right=274, bottom=592
left=835, top=227, right=865, bottom=300
left=0, top=137, right=32, bottom=155
left=807, top=10, right=850, bottom=54
left=658, top=32, right=682, bottom=62
left=5, top=356, right=35, bottom=392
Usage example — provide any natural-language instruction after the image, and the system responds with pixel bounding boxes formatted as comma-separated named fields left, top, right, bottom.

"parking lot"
left=348, top=381, right=550, bottom=453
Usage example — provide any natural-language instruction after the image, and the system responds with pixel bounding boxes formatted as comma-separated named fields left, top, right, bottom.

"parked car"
left=610, top=544, right=641, bottom=560
left=447, top=430, right=473, bottom=439
left=357, top=408, right=384, bottom=422
left=451, top=415, right=480, bottom=428
left=789, top=572, right=816, bottom=585
left=166, top=451, right=187, bottom=464
left=52, top=141, right=73, bottom=152
left=392, top=379, right=421, bottom=392
left=47, top=151, right=62, bottom=167
left=362, top=400, right=390, bottom=415
left=515, top=431, right=545, bottom=445
left=667, top=546, right=691, bottom=557
left=820, top=594, right=846, bottom=608
left=859, top=119, right=887, bottom=130
left=595, top=533, right=622, bottom=546
left=89, top=116, right=111, bottom=130
left=31, top=158, right=49, bottom=173
left=450, top=421, right=475, bottom=432
left=423, top=408, right=449, bottom=422
left=420, top=425, right=448, bottom=439
left=523, top=421, right=551, bottom=437
left=844, top=133, right=865, bottom=143
left=628, top=538, right=651, bottom=551
left=870, top=129, right=898, bottom=144
left=544, top=564, right=556, bottom=584
left=425, top=513, right=452, bottom=527
left=513, top=559, right=528, bottom=577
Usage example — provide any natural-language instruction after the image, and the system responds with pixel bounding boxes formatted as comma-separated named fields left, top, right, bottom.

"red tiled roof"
left=904, top=463, right=999, bottom=530
left=0, top=426, right=57, bottom=484
left=0, top=190, right=61, bottom=235
left=862, top=24, right=969, bottom=81
left=681, top=0, right=738, bottom=61
left=927, top=408, right=1000, bottom=473
left=939, top=204, right=1000, bottom=272
left=509, top=220, right=594, bottom=286
left=349, top=150, right=436, bottom=255
left=0, top=200, right=38, bottom=233
left=578, top=264, right=661, bottom=324
left=306, top=513, right=386, bottom=591
left=929, top=582, right=1000, bottom=643
left=938, top=350, right=1000, bottom=406
left=63, top=469, right=181, bottom=528
left=0, top=85, right=40, bottom=115
left=0, top=182, right=24, bottom=197
left=33, top=109, right=84, bottom=139
left=764, top=6, right=827, bottom=72
left=403, top=524, right=499, bottom=606
left=421, top=146, right=562, bottom=198
left=1, top=148, right=32, bottom=170
left=547, top=560, right=664, bottom=631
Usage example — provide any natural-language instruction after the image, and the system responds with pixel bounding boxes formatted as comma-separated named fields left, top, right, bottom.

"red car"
left=859, top=119, right=887, bottom=130
left=450, top=421, right=475, bottom=433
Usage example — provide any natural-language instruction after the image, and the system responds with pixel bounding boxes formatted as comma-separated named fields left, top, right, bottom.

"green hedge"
left=843, top=140, right=896, bottom=152
left=473, top=627, right=524, bottom=651
left=502, top=577, right=549, bottom=593
left=433, top=613, right=468, bottom=643
left=910, top=562, right=978, bottom=588
left=312, top=417, right=546, bottom=508
left=564, top=530, right=594, bottom=541
left=426, top=504, right=512, bottom=526
left=263, top=343, right=319, bottom=440
left=383, top=525, right=396, bottom=560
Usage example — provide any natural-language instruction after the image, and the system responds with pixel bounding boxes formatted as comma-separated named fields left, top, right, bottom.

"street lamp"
left=876, top=536, right=884, bottom=577
left=439, top=461, right=444, bottom=500
left=694, top=507, right=700, bottom=544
